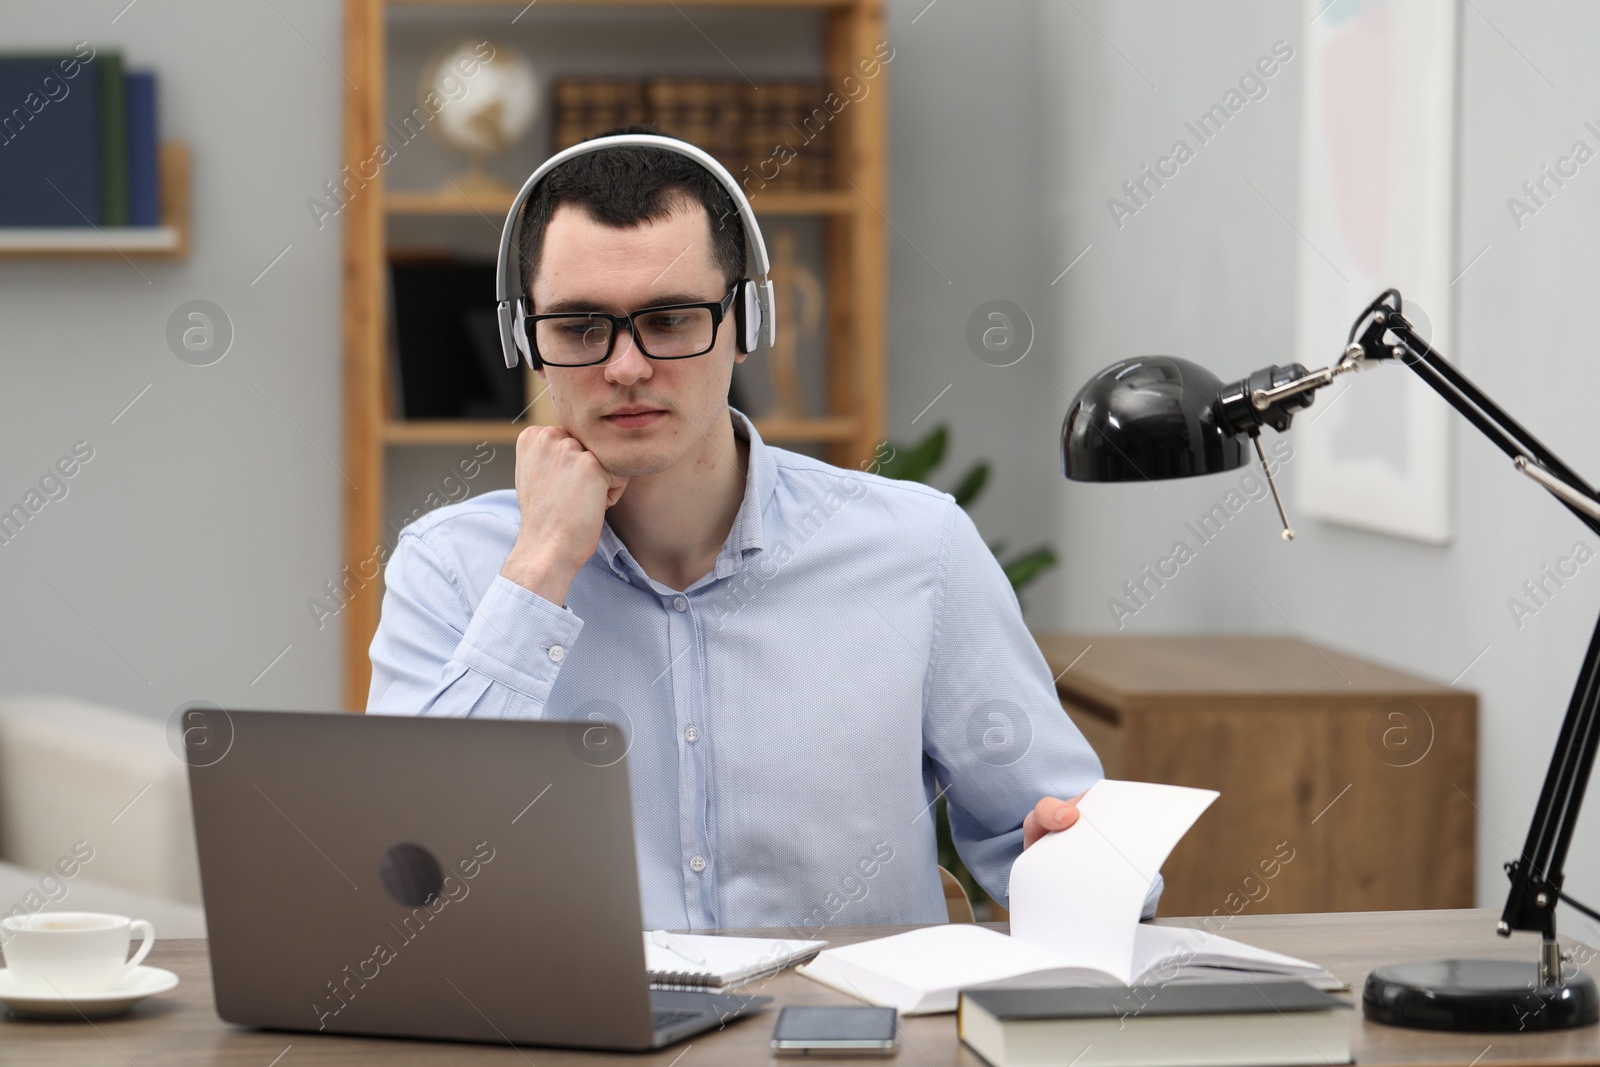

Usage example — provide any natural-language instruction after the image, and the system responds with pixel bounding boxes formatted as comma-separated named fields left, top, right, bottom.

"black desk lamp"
left=1062, top=289, right=1600, bottom=1032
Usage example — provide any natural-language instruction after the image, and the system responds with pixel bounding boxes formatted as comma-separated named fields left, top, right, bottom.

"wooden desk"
left=2, top=910, right=1594, bottom=1064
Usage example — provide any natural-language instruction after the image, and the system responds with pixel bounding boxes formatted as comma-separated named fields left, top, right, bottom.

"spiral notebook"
left=644, top=933, right=826, bottom=993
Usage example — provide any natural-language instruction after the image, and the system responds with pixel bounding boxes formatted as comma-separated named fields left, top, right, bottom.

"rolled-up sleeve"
left=367, top=529, right=583, bottom=719
left=921, top=501, right=1164, bottom=919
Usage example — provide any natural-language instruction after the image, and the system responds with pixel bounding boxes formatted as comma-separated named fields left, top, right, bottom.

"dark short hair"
left=516, top=124, right=748, bottom=304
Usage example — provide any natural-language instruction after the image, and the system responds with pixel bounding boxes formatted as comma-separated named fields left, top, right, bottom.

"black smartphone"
left=771, top=1005, right=899, bottom=1056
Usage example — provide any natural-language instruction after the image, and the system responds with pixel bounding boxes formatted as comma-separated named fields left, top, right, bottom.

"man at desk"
left=368, top=129, right=1160, bottom=931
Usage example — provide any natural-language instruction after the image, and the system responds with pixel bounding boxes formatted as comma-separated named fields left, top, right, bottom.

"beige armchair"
left=0, top=695, right=206, bottom=937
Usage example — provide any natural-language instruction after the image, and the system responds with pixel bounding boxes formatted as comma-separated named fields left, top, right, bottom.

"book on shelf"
left=388, top=257, right=526, bottom=422
left=551, top=79, right=646, bottom=154
left=97, top=50, right=128, bottom=226
left=551, top=77, right=834, bottom=191
left=644, top=78, right=743, bottom=175
left=125, top=70, right=160, bottom=226
left=0, top=53, right=102, bottom=226
left=0, top=50, right=162, bottom=229
left=745, top=81, right=833, bottom=190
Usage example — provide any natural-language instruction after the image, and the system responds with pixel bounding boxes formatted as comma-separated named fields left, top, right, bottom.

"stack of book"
left=0, top=49, right=161, bottom=227
left=552, top=78, right=833, bottom=190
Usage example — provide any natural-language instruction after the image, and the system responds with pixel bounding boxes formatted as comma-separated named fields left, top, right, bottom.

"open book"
left=798, top=780, right=1337, bottom=1014
left=797, top=921, right=1339, bottom=1014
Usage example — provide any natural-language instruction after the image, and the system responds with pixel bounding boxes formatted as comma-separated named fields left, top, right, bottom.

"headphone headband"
left=495, top=133, right=775, bottom=369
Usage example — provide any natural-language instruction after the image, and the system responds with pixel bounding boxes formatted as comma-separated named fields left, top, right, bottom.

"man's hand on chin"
left=1022, top=791, right=1089, bottom=850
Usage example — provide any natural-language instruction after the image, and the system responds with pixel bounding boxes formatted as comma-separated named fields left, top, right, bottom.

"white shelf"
left=0, top=227, right=182, bottom=254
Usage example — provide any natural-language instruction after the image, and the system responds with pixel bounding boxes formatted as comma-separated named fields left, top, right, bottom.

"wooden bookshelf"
left=341, top=0, right=888, bottom=709
left=0, top=142, right=189, bottom=258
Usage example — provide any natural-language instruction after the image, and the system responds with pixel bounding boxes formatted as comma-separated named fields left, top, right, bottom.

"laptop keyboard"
left=651, top=1008, right=703, bottom=1031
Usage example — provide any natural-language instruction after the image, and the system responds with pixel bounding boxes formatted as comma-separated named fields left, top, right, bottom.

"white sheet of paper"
left=1007, top=779, right=1219, bottom=983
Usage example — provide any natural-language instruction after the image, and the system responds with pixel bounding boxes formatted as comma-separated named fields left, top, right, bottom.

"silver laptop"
left=183, top=708, right=769, bottom=1050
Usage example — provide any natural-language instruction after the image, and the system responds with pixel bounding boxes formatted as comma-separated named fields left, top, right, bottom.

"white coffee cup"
left=0, top=912, right=155, bottom=993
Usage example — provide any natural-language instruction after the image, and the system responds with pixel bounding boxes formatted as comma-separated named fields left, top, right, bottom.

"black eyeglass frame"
left=523, top=285, right=740, bottom=368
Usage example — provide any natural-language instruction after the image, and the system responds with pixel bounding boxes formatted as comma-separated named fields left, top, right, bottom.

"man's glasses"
left=525, top=286, right=738, bottom=368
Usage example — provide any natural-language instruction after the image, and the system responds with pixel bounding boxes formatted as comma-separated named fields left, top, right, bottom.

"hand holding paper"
left=1021, top=792, right=1085, bottom=848
left=1009, top=779, right=1219, bottom=983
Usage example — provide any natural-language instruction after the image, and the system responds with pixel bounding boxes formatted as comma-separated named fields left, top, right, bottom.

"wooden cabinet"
left=1033, top=633, right=1478, bottom=917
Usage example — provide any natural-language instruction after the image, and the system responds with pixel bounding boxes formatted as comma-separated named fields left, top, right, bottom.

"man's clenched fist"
left=498, top=425, right=629, bottom=606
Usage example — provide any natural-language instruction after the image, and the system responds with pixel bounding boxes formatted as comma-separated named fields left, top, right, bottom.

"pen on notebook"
left=650, top=929, right=708, bottom=965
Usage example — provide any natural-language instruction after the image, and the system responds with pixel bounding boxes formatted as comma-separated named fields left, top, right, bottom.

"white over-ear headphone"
left=495, top=133, right=776, bottom=370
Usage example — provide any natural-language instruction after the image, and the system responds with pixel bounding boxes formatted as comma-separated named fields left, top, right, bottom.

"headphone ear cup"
left=732, top=279, right=749, bottom=354
left=738, top=278, right=763, bottom=354
left=758, top=279, right=776, bottom=351
left=513, top=299, right=540, bottom=370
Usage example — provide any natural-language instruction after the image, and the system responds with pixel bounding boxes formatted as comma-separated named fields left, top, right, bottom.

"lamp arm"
left=1517, top=458, right=1600, bottom=523
left=1346, top=292, right=1600, bottom=960
left=1358, top=290, right=1599, bottom=502
left=1361, top=304, right=1600, bottom=536
left=1382, top=327, right=1600, bottom=540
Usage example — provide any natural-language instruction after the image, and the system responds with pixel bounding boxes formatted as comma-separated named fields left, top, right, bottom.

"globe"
left=419, top=39, right=538, bottom=195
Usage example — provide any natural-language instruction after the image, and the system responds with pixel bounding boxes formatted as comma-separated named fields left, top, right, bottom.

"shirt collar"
left=596, top=406, right=777, bottom=584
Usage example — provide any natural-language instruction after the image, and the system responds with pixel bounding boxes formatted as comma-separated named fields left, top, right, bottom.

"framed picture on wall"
left=1293, top=0, right=1461, bottom=544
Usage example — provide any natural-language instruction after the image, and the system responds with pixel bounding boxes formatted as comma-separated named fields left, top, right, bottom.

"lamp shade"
left=1061, top=356, right=1249, bottom=482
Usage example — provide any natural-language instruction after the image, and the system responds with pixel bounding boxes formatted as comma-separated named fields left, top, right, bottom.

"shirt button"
left=673, top=596, right=688, bottom=612
left=548, top=645, right=565, bottom=663
left=684, top=725, right=699, bottom=743
left=689, top=855, right=707, bottom=873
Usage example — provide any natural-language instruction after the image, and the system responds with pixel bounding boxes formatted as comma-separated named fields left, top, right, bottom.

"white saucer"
left=0, top=966, right=179, bottom=1019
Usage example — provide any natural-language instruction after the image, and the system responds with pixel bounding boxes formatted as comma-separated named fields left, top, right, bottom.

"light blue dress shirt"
left=369, top=409, right=1161, bottom=931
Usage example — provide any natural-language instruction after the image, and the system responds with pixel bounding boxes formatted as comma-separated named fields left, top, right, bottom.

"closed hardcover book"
left=741, top=83, right=792, bottom=191
left=780, top=82, right=832, bottom=189
left=742, top=82, right=830, bottom=191
left=654, top=79, right=742, bottom=174
left=97, top=51, right=128, bottom=226
left=550, top=79, right=589, bottom=150
left=0, top=55, right=101, bottom=225
left=959, top=981, right=1351, bottom=1067
left=125, top=70, right=159, bottom=226
left=551, top=79, right=646, bottom=151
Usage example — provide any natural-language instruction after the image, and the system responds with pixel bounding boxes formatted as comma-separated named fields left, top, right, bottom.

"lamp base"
left=1363, top=959, right=1599, bottom=1031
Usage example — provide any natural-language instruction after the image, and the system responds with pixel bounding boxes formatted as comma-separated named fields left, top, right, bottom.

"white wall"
left=0, top=1, right=345, bottom=721
left=7, top=0, right=1599, bottom=919
left=878, top=0, right=1061, bottom=615
left=883, top=0, right=1600, bottom=918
